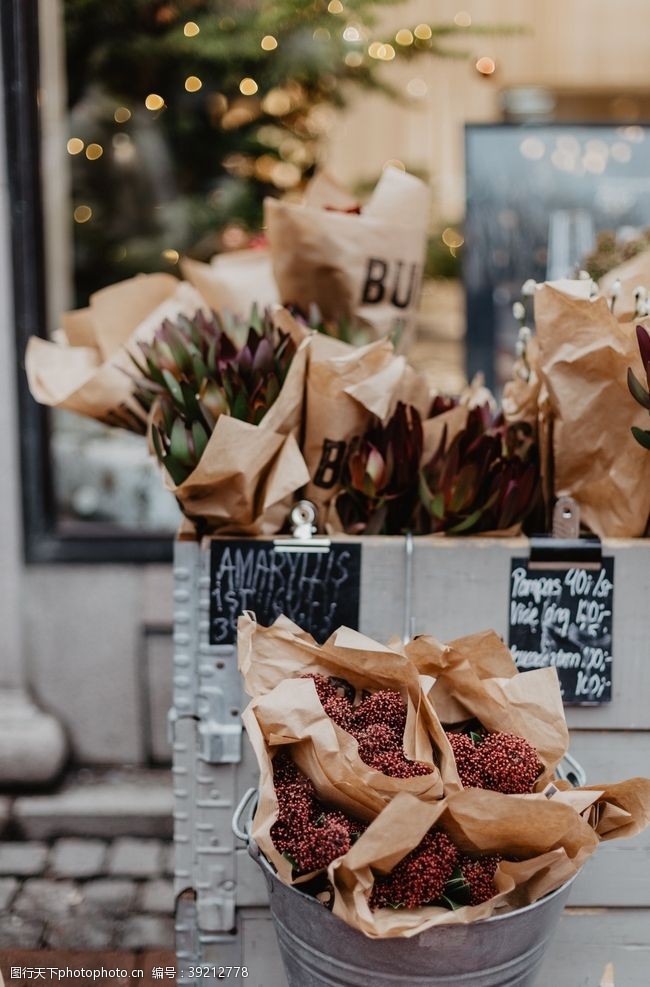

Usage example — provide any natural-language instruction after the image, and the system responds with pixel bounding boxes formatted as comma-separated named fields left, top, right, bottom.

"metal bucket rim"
left=251, top=840, right=578, bottom=928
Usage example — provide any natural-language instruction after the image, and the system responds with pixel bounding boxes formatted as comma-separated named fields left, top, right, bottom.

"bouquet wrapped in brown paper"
left=302, top=333, right=430, bottom=526
left=132, top=305, right=310, bottom=535
left=26, top=274, right=210, bottom=432
left=239, top=615, right=461, bottom=882
left=265, top=167, right=430, bottom=344
left=328, top=788, right=599, bottom=937
left=405, top=629, right=569, bottom=791
left=332, top=376, right=540, bottom=537
left=534, top=283, right=650, bottom=536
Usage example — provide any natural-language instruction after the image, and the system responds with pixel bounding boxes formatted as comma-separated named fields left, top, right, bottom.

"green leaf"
left=162, top=452, right=189, bottom=486
left=430, top=492, right=446, bottom=520
left=170, top=418, right=194, bottom=466
left=191, top=421, right=209, bottom=462
left=162, top=369, right=185, bottom=408
left=231, top=389, right=250, bottom=422
left=440, top=865, right=472, bottom=910
left=151, top=426, right=165, bottom=464
left=631, top=425, right=650, bottom=450
left=448, top=506, right=486, bottom=534
left=469, top=731, right=484, bottom=746
left=627, top=368, right=650, bottom=410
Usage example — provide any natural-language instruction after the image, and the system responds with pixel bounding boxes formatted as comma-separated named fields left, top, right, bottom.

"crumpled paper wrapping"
left=599, top=246, right=650, bottom=320
left=26, top=275, right=209, bottom=432
left=161, top=310, right=310, bottom=535
left=534, top=284, right=650, bottom=537
left=329, top=788, right=598, bottom=937
left=405, top=629, right=569, bottom=788
left=302, top=334, right=430, bottom=526
left=265, top=167, right=430, bottom=342
left=181, top=249, right=279, bottom=318
left=239, top=614, right=462, bottom=880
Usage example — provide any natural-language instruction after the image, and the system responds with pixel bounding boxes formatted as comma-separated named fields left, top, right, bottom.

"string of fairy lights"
left=66, top=6, right=496, bottom=264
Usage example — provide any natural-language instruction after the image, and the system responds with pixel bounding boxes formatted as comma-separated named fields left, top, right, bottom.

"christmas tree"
left=63, top=0, right=507, bottom=303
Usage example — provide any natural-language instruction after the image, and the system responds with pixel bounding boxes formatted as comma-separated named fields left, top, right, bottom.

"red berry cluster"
left=302, top=674, right=432, bottom=779
left=459, top=854, right=502, bottom=906
left=370, top=830, right=459, bottom=910
left=445, top=730, right=543, bottom=794
left=270, top=751, right=366, bottom=875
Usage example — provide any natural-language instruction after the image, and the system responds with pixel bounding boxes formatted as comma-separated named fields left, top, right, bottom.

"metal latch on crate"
left=197, top=645, right=244, bottom=765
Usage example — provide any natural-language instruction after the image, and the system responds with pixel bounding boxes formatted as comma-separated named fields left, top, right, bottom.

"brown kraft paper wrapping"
left=162, top=312, right=310, bottom=534
left=26, top=275, right=210, bottom=432
left=329, top=788, right=598, bottom=937
left=265, top=167, right=430, bottom=342
left=238, top=614, right=461, bottom=810
left=534, top=284, right=650, bottom=536
left=181, top=249, right=279, bottom=317
left=303, top=334, right=430, bottom=526
left=405, top=629, right=569, bottom=787
left=598, top=245, right=650, bottom=320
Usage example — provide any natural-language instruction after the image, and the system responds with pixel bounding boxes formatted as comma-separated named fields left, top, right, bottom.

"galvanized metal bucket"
left=233, top=789, right=575, bottom=987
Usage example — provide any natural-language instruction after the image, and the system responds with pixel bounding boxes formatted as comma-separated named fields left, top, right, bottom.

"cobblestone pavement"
left=0, top=838, right=174, bottom=950
left=0, top=771, right=175, bottom=951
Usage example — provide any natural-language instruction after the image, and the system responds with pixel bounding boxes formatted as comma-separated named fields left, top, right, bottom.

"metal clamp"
left=529, top=536, right=602, bottom=569
left=274, top=500, right=331, bottom=554
left=232, top=787, right=258, bottom=842
left=530, top=496, right=602, bottom=569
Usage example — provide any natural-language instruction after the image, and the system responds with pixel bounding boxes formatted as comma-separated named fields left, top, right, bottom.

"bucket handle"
left=232, top=787, right=258, bottom=842
left=556, top=752, right=587, bottom=788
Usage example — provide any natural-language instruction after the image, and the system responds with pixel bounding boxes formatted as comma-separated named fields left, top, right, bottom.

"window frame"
left=2, top=0, right=173, bottom=563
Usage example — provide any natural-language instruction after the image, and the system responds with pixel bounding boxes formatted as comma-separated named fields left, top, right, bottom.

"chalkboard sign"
left=209, top=540, right=362, bottom=645
left=508, top=557, right=615, bottom=705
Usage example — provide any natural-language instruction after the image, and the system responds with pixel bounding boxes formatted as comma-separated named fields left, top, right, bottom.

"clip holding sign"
left=273, top=500, right=331, bottom=554
left=529, top=497, right=602, bottom=570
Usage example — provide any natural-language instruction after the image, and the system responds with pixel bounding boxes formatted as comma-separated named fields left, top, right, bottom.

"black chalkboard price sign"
left=508, top=557, right=615, bottom=705
left=209, top=540, right=361, bottom=645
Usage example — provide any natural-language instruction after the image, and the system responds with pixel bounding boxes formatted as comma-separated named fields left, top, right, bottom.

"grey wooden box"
left=172, top=535, right=650, bottom=986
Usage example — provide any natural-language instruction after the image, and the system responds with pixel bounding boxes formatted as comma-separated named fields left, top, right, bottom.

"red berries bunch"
left=270, top=752, right=366, bottom=876
left=370, top=830, right=459, bottom=910
left=302, top=674, right=432, bottom=779
left=459, top=854, right=502, bottom=906
left=446, top=729, right=543, bottom=795
left=368, top=831, right=504, bottom=911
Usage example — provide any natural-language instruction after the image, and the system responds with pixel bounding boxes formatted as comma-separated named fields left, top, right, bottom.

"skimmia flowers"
left=270, top=752, right=366, bottom=877
left=131, top=306, right=296, bottom=484
left=446, top=730, right=543, bottom=795
left=302, top=674, right=432, bottom=779
left=369, top=829, right=504, bottom=911
left=628, top=325, right=650, bottom=451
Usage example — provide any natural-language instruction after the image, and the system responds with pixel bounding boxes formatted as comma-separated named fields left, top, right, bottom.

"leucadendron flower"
left=336, top=402, right=424, bottom=535
left=417, top=405, right=540, bottom=535
left=131, top=305, right=296, bottom=485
